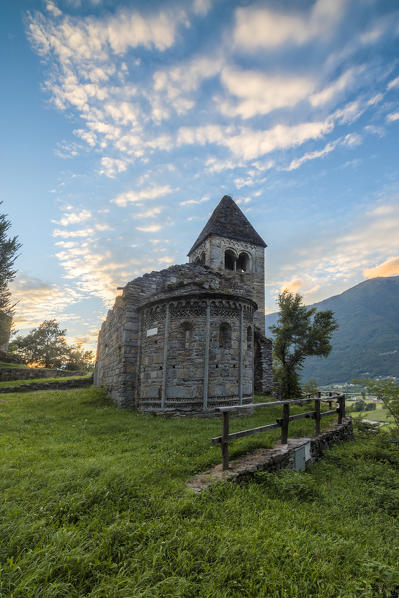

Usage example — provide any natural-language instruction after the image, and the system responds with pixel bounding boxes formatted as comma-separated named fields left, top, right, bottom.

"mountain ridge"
left=266, top=276, right=399, bottom=385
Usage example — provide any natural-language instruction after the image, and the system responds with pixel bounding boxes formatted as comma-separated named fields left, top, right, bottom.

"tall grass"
left=0, top=387, right=398, bottom=597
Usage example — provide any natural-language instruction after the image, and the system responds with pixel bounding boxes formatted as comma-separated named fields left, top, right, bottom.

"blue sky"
left=2, top=0, right=399, bottom=350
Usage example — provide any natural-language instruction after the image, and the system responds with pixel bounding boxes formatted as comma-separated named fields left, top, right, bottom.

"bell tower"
left=188, top=195, right=267, bottom=334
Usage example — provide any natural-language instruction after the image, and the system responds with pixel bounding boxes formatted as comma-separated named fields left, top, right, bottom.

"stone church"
left=94, top=195, right=272, bottom=413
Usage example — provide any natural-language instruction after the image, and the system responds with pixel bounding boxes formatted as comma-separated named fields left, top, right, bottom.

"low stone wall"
left=0, top=377, right=93, bottom=393
left=0, top=368, right=87, bottom=382
left=188, top=419, right=353, bottom=492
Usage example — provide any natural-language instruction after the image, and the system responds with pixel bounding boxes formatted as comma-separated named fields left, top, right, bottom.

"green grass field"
left=348, top=402, right=394, bottom=424
left=0, top=361, right=28, bottom=369
left=0, top=387, right=398, bottom=597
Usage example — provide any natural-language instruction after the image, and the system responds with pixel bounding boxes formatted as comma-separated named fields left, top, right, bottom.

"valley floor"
left=0, top=387, right=398, bottom=597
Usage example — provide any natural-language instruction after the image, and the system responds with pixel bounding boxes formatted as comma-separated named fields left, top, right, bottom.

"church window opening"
left=181, top=321, right=193, bottom=349
left=200, top=251, right=206, bottom=265
left=237, top=252, right=250, bottom=272
left=224, top=250, right=236, bottom=271
left=247, top=326, right=252, bottom=350
left=219, top=322, right=232, bottom=348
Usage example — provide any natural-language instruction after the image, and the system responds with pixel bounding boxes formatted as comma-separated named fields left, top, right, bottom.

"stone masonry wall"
left=95, top=263, right=258, bottom=408
left=0, top=368, right=87, bottom=382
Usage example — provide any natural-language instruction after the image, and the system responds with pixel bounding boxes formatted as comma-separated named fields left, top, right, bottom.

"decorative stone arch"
left=224, top=249, right=237, bottom=271
left=237, top=251, right=251, bottom=272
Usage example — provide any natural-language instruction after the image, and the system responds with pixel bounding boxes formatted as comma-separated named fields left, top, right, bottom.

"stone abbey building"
left=94, top=195, right=272, bottom=413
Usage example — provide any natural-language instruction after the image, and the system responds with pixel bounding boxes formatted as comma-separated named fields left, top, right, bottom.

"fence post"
left=222, top=411, right=230, bottom=470
left=328, top=391, right=332, bottom=410
left=337, top=394, right=346, bottom=424
left=314, top=398, right=321, bottom=435
left=281, top=402, right=289, bottom=444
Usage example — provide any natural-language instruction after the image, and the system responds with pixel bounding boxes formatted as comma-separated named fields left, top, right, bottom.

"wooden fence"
left=212, top=393, right=346, bottom=470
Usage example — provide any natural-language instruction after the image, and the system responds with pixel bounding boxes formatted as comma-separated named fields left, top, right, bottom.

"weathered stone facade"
left=94, top=196, right=273, bottom=413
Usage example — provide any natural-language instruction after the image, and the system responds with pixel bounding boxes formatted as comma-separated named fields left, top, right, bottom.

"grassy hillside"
left=1, top=387, right=398, bottom=596
left=267, top=276, right=399, bottom=384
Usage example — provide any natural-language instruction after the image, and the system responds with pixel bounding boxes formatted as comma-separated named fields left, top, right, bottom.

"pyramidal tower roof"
left=188, top=195, right=267, bottom=255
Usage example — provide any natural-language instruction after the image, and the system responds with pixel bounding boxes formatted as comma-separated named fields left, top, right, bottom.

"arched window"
left=181, top=321, right=193, bottom=349
left=200, top=251, right=206, bottom=265
left=237, top=252, right=250, bottom=272
left=247, top=326, right=252, bottom=350
left=194, top=257, right=201, bottom=264
left=219, top=322, right=232, bottom=348
left=224, top=250, right=236, bottom=271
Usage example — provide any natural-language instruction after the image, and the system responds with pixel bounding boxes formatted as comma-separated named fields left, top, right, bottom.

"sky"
left=1, top=0, right=399, bottom=351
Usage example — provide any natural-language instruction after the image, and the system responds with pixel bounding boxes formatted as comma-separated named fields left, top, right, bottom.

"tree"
left=360, top=379, right=399, bottom=432
left=271, top=290, right=338, bottom=400
left=0, top=204, right=21, bottom=314
left=11, top=319, right=69, bottom=368
left=302, top=378, right=319, bottom=396
left=64, top=343, right=94, bottom=372
left=10, top=319, right=94, bottom=370
left=0, top=204, right=21, bottom=351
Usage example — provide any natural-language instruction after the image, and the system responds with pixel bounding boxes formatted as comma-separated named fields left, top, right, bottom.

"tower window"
left=224, top=250, right=236, bottom=271
left=219, top=322, right=232, bottom=348
left=237, top=252, right=250, bottom=272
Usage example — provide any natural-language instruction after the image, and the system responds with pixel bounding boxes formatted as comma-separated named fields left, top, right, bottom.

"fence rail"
left=212, top=393, right=346, bottom=470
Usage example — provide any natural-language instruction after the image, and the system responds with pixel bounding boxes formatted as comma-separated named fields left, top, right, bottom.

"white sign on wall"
left=146, top=327, right=158, bottom=337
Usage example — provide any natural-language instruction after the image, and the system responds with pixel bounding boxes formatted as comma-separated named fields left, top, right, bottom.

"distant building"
left=94, top=195, right=272, bottom=413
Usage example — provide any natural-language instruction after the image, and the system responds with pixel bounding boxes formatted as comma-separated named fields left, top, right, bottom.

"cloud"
left=99, top=156, right=129, bottom=177
left=179, top=195, right=210, bottom=206
left=113, top=185, right=173, bottom=207
left=273, top=198, right=399, bottom=305
left=363, top=257, right=399, bottom=279
left=310, top=66, right=364, bottom=107
left=177, top=119, right=333, bottom=161
left=387, top=76, right=399, bottom=90
left=233, top=0, right=345, bottom=50
left=386, top=112, right=399, bottom=123
left=57, top=209, right=91, bottom=226
left=220, top=68, right=315, bottom=119
left=53, top=227, right=95, bottom=238
left=136, top=206, right=164, bottom=218
left=11, top=274, right=81, bottom=330
left=284, top=140, right=337, bottom=171
left=136, top=224, right=162, bottom=233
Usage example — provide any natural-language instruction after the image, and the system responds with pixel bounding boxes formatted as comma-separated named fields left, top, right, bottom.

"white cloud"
left=53, top=227, right=95, bottom=238
left=136, top=224, right=162, bottom=233
left=284, top=141, right=337, bottom=171
left=113, top=185, right=174, bottom=207
left=386, top=112, right=399, bottom=123
left=46, top=1, right=62, bottom=17
left=57, top=209, right=91, bottom=226
left=177, top=119, right=333, bottom=161
left=136, top=206, right=164, bottom=218
left=99, top=156, right=129, bottom=178
left=220, top=68, right=315, bottom=119
left=310, top=66, right=364, bottom=107
left=233, top=0, right=345, bottom=50
left=179, top=195, right=210, bottom=206
left=387, top=76, right=399, bottom=90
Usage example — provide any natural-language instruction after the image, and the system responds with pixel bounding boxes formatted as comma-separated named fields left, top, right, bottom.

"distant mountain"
left=266, top=276, right=399, bottom=385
